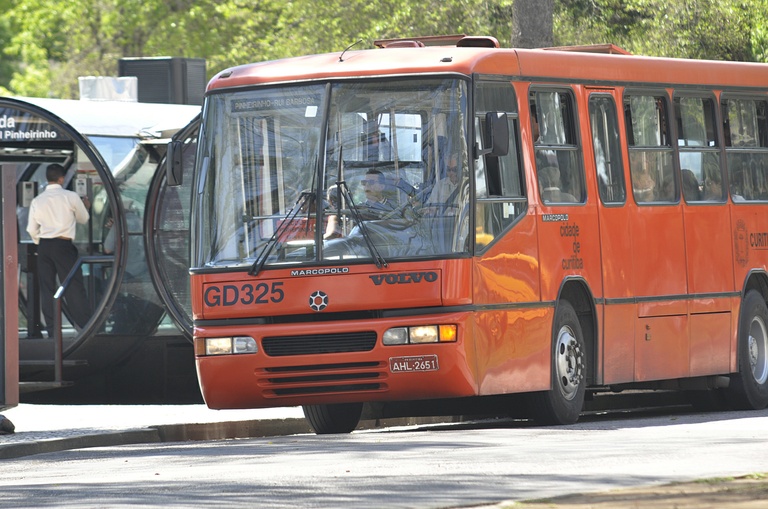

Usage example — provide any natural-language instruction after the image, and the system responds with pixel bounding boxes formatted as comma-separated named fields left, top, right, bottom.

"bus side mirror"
left=167, top=140, right=184, bottom=187
left=476, top=112, right=509, bottom=158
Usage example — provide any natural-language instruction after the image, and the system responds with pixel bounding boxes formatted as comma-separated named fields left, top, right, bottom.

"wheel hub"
left=748, top=315, right=768, bottom=385
left=556, top=326, right=584, bottom=401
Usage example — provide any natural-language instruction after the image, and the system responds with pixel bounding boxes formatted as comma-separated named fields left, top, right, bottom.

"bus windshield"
left=195, top=78, right=470, bottom=269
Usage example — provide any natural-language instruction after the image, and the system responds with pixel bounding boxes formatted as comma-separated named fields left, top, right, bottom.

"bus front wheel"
left=302, top=403, right=363, bottom=434
left=728, top=290, right=768, bottom=410
left=529, top=300, right=586, bottom=425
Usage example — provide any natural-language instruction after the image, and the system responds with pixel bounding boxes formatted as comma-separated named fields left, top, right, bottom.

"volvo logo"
left=369, top=271, right=438, bottom=285
left=309, top=290, right=329, bottom=312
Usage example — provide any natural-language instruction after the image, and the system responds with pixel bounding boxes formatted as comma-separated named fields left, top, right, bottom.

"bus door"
left=675, top=94, right=732, bottom=376
left=146, top=116, right=200, bottom=339
left=530, top=88, right=600, bottom=301
left=586, top=90, right=635, bottom=384
left=624, top=92, right=689, bottom=382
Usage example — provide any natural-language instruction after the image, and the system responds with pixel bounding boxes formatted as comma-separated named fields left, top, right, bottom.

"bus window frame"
left=623, top=88, right=678, bottom=206
left=720, top=92, right=768, bottom=204
left=587, top=92, right=627, bottom=207
left=472, top=76, right=527, bottom=254
left=672, top=90, right=726, bottom=205
left=529, top=85, right=586, bottom=206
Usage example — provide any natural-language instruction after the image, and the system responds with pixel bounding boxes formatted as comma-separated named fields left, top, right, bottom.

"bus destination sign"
left=231, top=95, right=320, bottom=113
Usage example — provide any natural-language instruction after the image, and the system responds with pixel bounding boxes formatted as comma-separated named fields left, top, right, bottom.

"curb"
left=155, top=417, right=313, bottom=443
left=0, top=415, right=451, bottom=460
left=0, top=429, right=161, bottom=460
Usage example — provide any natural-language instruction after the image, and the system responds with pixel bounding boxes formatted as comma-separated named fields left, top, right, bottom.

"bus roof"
left=11, top=96, right=200, bottom=138
left=207, top=42, right=768, bottom=92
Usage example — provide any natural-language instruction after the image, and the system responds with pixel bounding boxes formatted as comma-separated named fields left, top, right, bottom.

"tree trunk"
left=511, top=0, right=554, bottom=48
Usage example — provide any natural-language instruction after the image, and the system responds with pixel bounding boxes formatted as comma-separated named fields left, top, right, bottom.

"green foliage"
left=254, top=0, right=513, bottom=61
left=0, top=0, right=515, bottom=98
left=1, top=0, right=766, bottom=99
left=0, top=0, right=15, bottom=92
left=751, top=0, right=768, bottom=62
left=555, top=0, right=768, bottom=61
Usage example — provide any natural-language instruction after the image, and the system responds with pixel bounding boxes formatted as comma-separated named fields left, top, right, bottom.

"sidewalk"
left=3, top=405, right=766, bottom=508
left=0, top=404, right=311, bottom=459
left=0, top=404, right=449, bottom=459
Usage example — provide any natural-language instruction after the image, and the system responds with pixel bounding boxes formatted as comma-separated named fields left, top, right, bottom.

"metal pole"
left=51, top=255, right=113, bottom=383
left=53, top=286, right=64, bottom=383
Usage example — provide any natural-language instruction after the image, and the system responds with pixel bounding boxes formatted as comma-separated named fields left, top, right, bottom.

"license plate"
left=389, top=355, right=439, bottom=373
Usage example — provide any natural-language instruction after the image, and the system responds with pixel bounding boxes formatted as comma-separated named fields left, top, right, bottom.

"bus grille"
left=261, top=362, right=386, bottom=396
left=262, top=331, right=377, bottom=357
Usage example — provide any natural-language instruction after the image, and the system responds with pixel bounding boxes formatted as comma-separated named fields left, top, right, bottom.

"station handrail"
left=52, top=255, right=114, bottom=383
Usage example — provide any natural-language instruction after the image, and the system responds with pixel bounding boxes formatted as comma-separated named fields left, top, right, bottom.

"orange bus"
left=170, top=35, right=768, bottom=433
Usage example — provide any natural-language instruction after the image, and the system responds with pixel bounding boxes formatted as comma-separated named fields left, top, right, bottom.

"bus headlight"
left=382, top=325, right=457, bottom=345
left=409, top=326, right=438, bottom=343
left=382, top=328, right=409, bottom=345
left=233, top=336, right=258, bottom=353
left=204, top=336, right=258, bottom=355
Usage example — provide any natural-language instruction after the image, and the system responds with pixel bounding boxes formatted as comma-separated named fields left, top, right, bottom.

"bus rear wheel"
left=529, top=300, right=586, bottom=425
left=728, top=290, right=768, bottom=410
left=302, top=403, right=363, bottom=434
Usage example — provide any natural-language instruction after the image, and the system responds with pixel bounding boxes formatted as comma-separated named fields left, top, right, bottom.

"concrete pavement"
left=0, top=403, right=450, bottom=459
left=0, top=404, right=311, bottom=459
left=0, top=390, right=706, bottom=460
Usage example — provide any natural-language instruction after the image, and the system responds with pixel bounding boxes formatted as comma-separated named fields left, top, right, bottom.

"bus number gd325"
left=204, top=282, right=285, bottom=307
left=389, top=355, right=439, bottom=373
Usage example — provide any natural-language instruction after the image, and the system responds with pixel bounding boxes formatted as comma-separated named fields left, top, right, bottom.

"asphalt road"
left=1, top=408, right=767, bottom=508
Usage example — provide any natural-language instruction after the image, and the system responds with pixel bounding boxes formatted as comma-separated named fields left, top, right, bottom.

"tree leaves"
left=555, top=0, right=767, bottom=61
left=1, top=0, right=766, bottom=99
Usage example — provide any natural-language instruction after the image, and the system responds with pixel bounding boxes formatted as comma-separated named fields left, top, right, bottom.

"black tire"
left=728, top=290, right=768, bottom=410
left=529, top=300, right=587, bottom=425
left=302, top=403, right=363, bottom=434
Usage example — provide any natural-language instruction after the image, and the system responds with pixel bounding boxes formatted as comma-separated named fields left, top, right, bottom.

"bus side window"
left=674, top=95, right=722, bottom=203
left=531, top=89, right=584, bottom=204
left=722, top=97, right=768, bottom=201
left=474, top=80, right=525, bottom=250
left=625, top=93, right=675, bottom=204
left=588, top=95, right=626, bottom=204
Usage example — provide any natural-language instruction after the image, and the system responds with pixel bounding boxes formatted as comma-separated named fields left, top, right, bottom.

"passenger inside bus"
left=681, top=169, right=702, bottom=201
left=631, top=171, right=656, bottom=202
left=426, top=154, right=460, bottom=207
left=658, top=171, right=675, bottom=201
left=703, top=171, right=723, bottom=201
left=359, top=169, right=397, bottom=218
left=324, top=184, right=343, bottom=239
left=538, top=165, right=577, bottom=203
left=630, top=153, right=657, bottom=202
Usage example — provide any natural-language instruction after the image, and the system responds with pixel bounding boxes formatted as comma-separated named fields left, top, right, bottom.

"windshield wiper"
left=249, top=190, right=315, bottom=276
left=336, top=180, right=387, bottom=269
